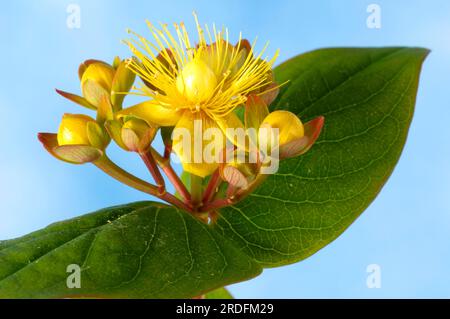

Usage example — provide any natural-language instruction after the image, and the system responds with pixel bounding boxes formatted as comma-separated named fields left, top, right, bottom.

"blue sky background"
left=0, top=0, right=449, bottom=298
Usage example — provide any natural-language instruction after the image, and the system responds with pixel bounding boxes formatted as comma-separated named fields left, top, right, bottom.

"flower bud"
left=122, top=117, right=150, bottom=140
left=81, top=62, right=116, bottom=107
left=39, top=113, right=109, bottom=164
left=259, top=110, right=305, bottom=149
left=57, top=114, right=96, bottom=146
left=121, top=117, right=157, bottom=152
left=58, top=58, right=136, bottom=112
left=106, top=117, right=156, bottom=152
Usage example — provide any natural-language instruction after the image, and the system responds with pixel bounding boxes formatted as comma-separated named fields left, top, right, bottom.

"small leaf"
left=55, top=89, right=97, bottom=111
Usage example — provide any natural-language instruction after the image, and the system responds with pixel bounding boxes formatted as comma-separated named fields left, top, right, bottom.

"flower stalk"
left=139, top=149, right=165, bottom=195
left=202, top=169, right=222, bottom=204
left=190, top=174, right=204, bottom=209
left=151, top=149, right=192, bottom=204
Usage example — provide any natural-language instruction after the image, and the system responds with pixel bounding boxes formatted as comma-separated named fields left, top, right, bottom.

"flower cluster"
left=39, top=14, right=324, bottom=221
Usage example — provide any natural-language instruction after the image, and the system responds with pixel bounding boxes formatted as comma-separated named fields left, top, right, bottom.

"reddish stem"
left=140, top=150, right=165, bottom=195
left=161, top=163, right=192, bottom=203
left=160, top=192, right=193, bottom=212
left=200, top=198, right=232, bottom=212
left=163, top=145, right=172, bottom=159
left=151, top=148, right=192, bottom=204
left=202, top=169, right=222, bottom=204
left=226, top=184, right=238, bottom=198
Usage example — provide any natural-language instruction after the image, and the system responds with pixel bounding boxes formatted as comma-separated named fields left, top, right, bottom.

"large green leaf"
left=213, top=47, right=428, bottom=267
left=0, top=202, right=261, bottom=298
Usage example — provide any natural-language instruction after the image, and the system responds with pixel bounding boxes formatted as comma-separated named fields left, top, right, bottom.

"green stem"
left=94, top=155, right=159, bottom=196
left=190, top=174, right=203, bottom=209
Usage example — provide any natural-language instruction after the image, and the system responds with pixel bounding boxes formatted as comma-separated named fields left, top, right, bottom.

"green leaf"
left=213, top=47, right=429, bottom=267
left=205, top=287, right=233, bottom=299
left=0, top=202, right=261, bottom=298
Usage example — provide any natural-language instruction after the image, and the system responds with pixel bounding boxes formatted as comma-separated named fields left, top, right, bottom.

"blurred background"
left=0, top=0, right=449, bottom=298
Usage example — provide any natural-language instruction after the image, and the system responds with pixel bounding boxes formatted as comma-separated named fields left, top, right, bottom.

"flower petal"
left=216, top=111, right=248, bottom=151
left=259, top=82, right=280, bottom=106
left=172, top=111, right=224, bottom=178
left=118, top=101, right=182, bottom=126
left=78, top=59, right=110, bottom=80
left=244, top=95, right=269, bottom=130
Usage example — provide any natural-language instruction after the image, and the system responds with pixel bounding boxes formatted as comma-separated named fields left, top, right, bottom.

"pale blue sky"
left=0, top=0, right=449, bottom=298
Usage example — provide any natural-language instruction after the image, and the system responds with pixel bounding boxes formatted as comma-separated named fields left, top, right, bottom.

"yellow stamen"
left=125, top=13, right=279, bottom=122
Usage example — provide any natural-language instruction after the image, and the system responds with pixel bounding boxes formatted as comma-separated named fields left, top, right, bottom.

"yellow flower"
left=119, top=14, right=279, bottom=177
